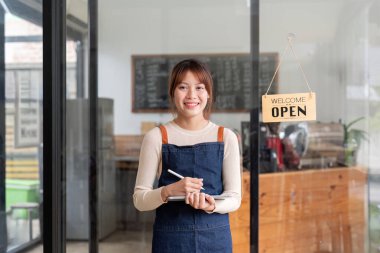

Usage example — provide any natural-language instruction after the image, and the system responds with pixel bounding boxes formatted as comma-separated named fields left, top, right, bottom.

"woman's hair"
left=168, top=58, right=213, bottom=119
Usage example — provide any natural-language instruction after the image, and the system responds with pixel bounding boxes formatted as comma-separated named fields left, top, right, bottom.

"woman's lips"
left=184, top=102, right=199, bottom=108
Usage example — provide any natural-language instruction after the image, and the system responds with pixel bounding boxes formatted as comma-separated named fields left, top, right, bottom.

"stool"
left=10, top=202, right=39, bottom=241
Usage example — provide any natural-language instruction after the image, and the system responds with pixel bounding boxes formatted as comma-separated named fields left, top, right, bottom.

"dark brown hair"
left=168, top=59, right=213, bottom=119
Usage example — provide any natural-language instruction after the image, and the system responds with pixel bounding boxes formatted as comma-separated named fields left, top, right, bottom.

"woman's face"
left=173, top=71, right=209, bottom=120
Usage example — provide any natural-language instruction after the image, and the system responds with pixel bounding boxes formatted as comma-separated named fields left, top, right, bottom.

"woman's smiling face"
left=174, top=71, right=209, bottom=120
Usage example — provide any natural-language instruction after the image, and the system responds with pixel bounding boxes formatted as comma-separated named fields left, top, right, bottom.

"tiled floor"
left=7, top=214, right=41, bottom=251
left=24, top=230, right=152, bottom=253
left=6, top=209, right=153, bottom=253
left=6, top=206, right=153, bottom=253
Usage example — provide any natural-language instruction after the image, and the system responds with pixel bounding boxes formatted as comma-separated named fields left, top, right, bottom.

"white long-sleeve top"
left=133, top=121, right=241, bottom=214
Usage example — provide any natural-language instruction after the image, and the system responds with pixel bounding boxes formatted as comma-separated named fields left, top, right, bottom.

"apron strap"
left=217, top=126, right=224, bottom=143
left=159, top=125, right=168, bottom=144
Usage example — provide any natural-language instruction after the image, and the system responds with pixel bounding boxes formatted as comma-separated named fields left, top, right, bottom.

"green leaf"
left=346, top=116, right=365, bottom=130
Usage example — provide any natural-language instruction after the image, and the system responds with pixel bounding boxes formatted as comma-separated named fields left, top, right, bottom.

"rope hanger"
left=264, top=33, right=313, bottom=97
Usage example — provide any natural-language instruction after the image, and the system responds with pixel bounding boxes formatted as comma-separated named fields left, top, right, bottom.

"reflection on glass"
left=65, top=0, right=90, bottom=253
left=4, top=12, right=43, bottom=252
left=259, top=0, right=380, bottom=252
left=98, top=0, right=251, bottom=253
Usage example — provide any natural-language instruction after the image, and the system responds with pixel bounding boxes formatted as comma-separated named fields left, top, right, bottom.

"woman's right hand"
left=161, top=177, right=203, bottom=201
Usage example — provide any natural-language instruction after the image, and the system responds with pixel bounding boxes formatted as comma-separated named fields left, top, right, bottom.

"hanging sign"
left=261, top=33, right=317, bottom=123
left=262, top=92, right=316, bottom=122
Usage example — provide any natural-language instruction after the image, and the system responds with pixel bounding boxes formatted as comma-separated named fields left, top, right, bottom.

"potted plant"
left=343, top=117, right=368, bottom=166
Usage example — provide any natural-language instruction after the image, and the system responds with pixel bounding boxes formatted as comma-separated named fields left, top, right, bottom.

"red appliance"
left=266, top=136, right=284, bottom=170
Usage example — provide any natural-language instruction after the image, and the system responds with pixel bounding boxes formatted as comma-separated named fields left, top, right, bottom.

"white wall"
left=98, top=0, right=377, bottom=136
left=98, top=0, right=250, bottom=134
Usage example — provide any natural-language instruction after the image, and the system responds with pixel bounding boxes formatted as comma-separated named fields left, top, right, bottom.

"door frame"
left=43, top=0, right=99, bottom=252
left=0, top=6, right=6, bottom=253
left=41, top=0, right=257, bottom=252
left=43, top=0, right=67, bottom=252
left=88, top=0, right=99, bottom=252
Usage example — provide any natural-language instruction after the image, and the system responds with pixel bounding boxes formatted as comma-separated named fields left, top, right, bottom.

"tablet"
left=167, top=195, right=230, bottom=201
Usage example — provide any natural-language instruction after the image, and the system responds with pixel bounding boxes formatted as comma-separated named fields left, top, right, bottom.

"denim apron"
left=152, top=125, right=232, bottom=253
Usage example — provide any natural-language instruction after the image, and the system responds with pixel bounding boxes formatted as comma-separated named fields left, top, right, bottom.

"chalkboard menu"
left=132, top=53, right=278, bottom=112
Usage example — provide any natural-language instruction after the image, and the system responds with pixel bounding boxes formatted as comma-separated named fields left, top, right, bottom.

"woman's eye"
left=178, top=86, right=187, bottom=90
left=196, top=86, right=205, bottom=90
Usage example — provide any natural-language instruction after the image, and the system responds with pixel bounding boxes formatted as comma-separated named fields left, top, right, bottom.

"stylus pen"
left=168, top=169, right=205, bottom=190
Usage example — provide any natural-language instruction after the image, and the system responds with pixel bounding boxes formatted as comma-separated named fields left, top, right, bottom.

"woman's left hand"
left=186, top=192, right=215, bottom=212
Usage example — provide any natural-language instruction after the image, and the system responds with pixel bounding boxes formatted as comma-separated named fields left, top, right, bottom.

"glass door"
left=97, top=1, right=255, bottom=252
left=1, top=0, right=92, bottom=252
left=0, top=3, right=43, bottom=252
left=259, top=0, right=380, bottom=252
left=65, top=0, right=91, bottom=252
left=0, top=7, right=5, bottom=253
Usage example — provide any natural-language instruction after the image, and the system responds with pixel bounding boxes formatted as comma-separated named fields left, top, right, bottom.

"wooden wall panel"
left=229, top=167, right=367, bottom=253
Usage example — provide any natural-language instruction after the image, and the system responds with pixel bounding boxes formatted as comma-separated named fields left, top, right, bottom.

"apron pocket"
left=196, top=224, right=232, bottom=253
left=152, top=229, right=195, bottom=253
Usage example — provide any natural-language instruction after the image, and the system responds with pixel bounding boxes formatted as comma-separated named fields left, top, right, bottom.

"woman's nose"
left=186, top=87, right=196, bottom=97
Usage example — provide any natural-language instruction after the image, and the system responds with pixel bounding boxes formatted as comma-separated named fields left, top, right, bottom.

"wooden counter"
left=230, top=171, right=251, bottom=253
left=229, top=167, right=367, bottom=253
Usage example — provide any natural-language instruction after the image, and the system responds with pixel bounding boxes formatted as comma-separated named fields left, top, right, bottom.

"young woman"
left=133, top=59, right=241, bottom=253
